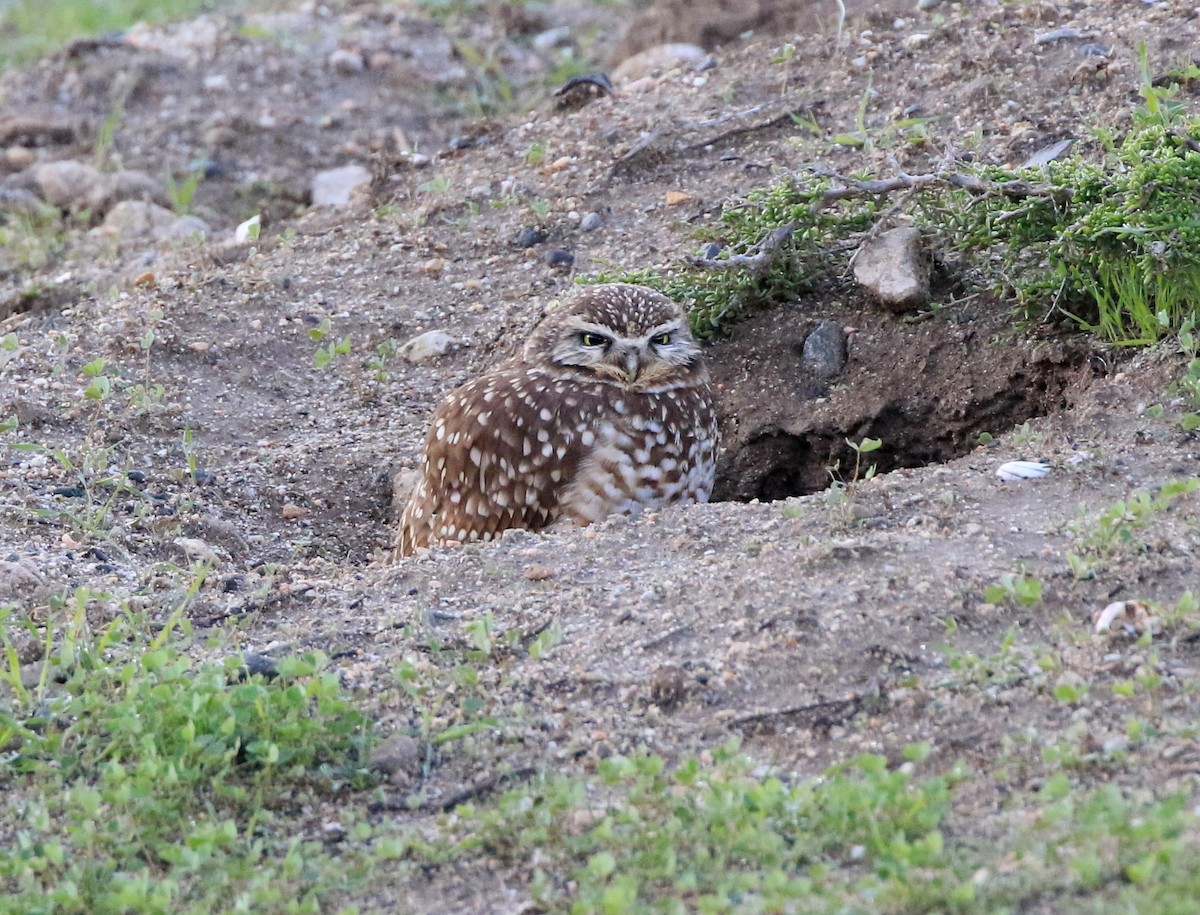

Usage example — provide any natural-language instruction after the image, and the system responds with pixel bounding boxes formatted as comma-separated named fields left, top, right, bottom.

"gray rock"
left=580, top=211, right=603, bottom=232
left=370, top=733, right=423, bottom=778
left=311, top=164, right=371, bottom=207
left=545, top=248, right=574, bottom=269
left=853, top=226, right=929, bottom=311
left=0, top=187, right=50, bottom=218
left=239, top=652, right=279, bottom=679
left=515, top=225, right=546, bottom=248
left=802, top=320, right=848, bottom=378
left=165, top=214, right=211, bottom=238
left=34, top=161, right=169, bottom=216
left=329, top=48, right=365, bottom=75
left=96, top=201, right=180, bottom=241
left=33, top=160, right=103, bottom=209
left=0, top=559, right=43, bottom=603
left=105, top=169, right=171, bottom=211
left=401, top=330, right=458, bottom=364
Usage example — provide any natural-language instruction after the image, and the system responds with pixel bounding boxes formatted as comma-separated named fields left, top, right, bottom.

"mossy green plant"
left=588, top=174, right=882, bottom=338
left=930, top=123, right=1200, bottom=343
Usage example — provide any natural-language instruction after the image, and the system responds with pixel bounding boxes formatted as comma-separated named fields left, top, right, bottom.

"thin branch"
left=687, top=223, right=796, bottom=274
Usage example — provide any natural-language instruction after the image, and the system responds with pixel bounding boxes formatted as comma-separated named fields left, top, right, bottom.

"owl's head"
left=524, top=284, right=704, bottom=388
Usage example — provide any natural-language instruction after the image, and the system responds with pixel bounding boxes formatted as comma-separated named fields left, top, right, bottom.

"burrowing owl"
left=393, top=284, right=718, bottom=557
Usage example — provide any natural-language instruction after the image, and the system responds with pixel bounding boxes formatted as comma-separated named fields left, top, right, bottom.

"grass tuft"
left=0, top=594, right=374, bottom=911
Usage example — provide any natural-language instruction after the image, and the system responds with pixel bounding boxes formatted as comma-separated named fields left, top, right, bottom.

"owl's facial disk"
left=551, top=318, right=700, bottom=385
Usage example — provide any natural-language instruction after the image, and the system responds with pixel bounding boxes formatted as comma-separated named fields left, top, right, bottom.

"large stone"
left=103, top=169, right=171, bottom=211
left=853, top=226, right=930, bottom=312
left=34, top=161, right=169, bottom=216
left=0, top=559, right=43, bottom=604
left=34, top=160, right=103, bottom=210
left=400, top=330, right=458, bottom=364
left=96, top=201, right=208, bottom=243
left=311, top=164, right=371, bottom=207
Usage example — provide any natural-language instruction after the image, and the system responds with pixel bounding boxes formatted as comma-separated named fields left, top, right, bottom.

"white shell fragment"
left=996, top=460, right=1051, bottom=481
left=1093, top=600, right=1161, bottom=636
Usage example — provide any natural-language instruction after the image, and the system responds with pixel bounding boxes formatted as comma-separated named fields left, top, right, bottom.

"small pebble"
left=5, top=146, right=36, bottom=169
left=802, top=320, right=848, bottom=379
left=546, top=248, right=574, bottom=269
left=515, top=226, right=546, bottom=248
left=532, top=25, right=572, bottom=51
left=401, top=330, right=457, bottom=364
left=370, top=733, right=423, bottom=777
left=329, top=48, right=365, bottom=75
left=174, top=537, right=221, bottom=565
left=580, top=211, right=603, bottom=232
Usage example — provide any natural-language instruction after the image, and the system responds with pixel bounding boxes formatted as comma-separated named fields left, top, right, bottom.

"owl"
left=393, top=284, right=718, bottom=557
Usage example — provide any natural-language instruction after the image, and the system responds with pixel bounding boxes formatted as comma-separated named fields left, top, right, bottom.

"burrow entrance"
left=706, top=298, right=1102, bottom=503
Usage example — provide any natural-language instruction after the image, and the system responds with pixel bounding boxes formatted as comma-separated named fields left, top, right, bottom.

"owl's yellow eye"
left=651, top=332, right=673, bottom=346
left=579, top=332, right=609, bottom=347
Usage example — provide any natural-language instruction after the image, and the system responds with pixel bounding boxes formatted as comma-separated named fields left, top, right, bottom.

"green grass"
left=0, top=587, right=376, bottom=912
left=444, top=742, right=1200, bottom=914
left=0, top=0, right=241, bottom=70
left=931, top=122, right=1200, bottom=343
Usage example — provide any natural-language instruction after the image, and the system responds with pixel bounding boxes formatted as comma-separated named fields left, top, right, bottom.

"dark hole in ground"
left=706, top=298, right=1101, bottom=503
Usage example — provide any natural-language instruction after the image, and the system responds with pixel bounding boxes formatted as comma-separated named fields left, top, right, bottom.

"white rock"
left=311, top=164, right=371, bottom=207
left=401, top=330, right=458, bottom=364
left=235, top=214, right=262, bottom=243
left=995, top=460, right=1050, bottom=482
left=173, top=537, right=222, bottom=566
left=532, top=26, right=572, bottom=52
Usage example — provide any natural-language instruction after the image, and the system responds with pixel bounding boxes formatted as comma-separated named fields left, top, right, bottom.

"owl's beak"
left=619, top=348, right=641, bottom=381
